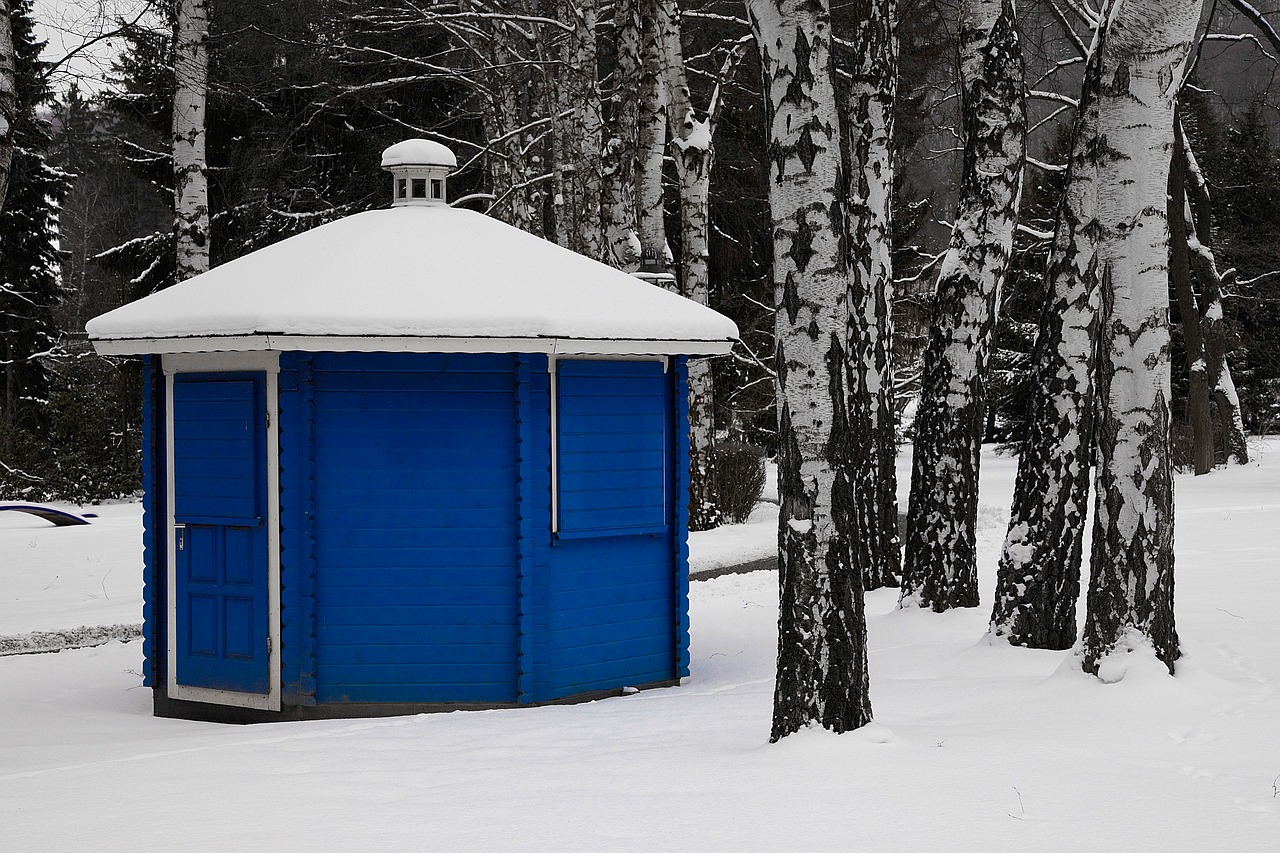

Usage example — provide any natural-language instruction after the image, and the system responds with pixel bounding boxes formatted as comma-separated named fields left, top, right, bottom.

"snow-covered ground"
left=2, top=444, right=1278, bottom=851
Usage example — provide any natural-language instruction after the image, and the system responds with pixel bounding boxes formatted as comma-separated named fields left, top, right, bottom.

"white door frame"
left=163, top=351, right=281, bottom=711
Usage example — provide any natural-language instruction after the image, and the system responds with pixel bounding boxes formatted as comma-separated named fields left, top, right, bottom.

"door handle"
left=174, top=523, right=186, bottom=551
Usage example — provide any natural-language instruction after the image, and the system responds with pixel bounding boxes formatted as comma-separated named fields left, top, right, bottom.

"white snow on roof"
left=86, top=206, right=738, bottom=356
left=381, top=139, right=457, bottom=168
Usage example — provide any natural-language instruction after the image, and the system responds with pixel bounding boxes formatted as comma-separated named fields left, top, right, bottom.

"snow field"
left=1, top=443, right=1277, bottom=851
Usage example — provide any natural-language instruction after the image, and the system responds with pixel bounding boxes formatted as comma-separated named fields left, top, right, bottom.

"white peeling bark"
left=661, top=7, right=742, bottom=531
left=747, top=0, right=871, bottom=739
left=837, top=0, right=900, bottom=591
left=0, top=1, right=15, bottom=218
left=1081, top=0, right=1202, bottom=677
left=901, top=0, right=1025, bottom=610
left=475, top=7, right=544, bottom=236
left=552, top=0, right=606, bottom=260
left=635, top=0, right=669, bottom=273
left=173, top=0, right=211, bottom=281
left=603, top=0, right=642, bottom=269
left=989, top=4, right=1114, bottom=649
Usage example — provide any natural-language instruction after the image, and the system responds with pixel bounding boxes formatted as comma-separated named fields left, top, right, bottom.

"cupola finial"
left=382, top=139, right=457, bottom=207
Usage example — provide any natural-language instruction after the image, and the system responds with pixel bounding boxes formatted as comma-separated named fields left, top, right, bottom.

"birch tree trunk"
left=988, top=5, right=1114, bottom=649
left=551, top=0, right=606, bottom=260
left=1081, top=0, right=1202, bottom=677
left=747, top=0, right=871, bottom=740
left=1180, top=130, right=1249, bottom=466
left=476, top=8, right=544, bottom=236
left=602, top=0, right=642, bottom=269
left=836, top=0, right=900, bottom=591
left=0, top=1, right=15, bottom=219
left=173, top=0, right=211, bottom=281
left=900, top=0, right=1025, bottom=611
left=635, top=0, right=669, bottom=273
left=660, top=9, right=742, bottom=531
left=1168, top=121, right=1214, bottom=475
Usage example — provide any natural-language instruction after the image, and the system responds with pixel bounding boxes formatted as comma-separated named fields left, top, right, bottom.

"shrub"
left=712, top=442, right=767, bottom=524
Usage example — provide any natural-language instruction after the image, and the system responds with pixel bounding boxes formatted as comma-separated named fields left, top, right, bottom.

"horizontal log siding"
left=543, top=360, right=677, bottom=696
left=309, top=353, right=520, bottom=704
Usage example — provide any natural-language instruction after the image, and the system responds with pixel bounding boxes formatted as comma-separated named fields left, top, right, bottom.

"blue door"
left=172, top=373, right=270, bottom=695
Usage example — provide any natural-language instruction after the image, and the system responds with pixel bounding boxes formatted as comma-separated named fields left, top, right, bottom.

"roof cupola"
left=382, top=139, right=456, bottom=207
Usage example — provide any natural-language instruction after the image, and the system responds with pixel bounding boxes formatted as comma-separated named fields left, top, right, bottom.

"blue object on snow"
left=0, top=503, right=92, bottom=527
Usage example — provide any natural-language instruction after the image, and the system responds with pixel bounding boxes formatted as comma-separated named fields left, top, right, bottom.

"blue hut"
left=87, top=140, right=738, bottom=722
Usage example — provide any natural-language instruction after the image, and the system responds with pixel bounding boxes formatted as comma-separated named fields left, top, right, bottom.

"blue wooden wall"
left=150, top=350, right=692, bottom=709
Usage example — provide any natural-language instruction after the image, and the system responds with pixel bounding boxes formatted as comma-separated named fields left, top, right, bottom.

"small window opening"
left=412, top=178, right=428, bottom=199
left=431, top=179, right=444, bottom=200
left=397, top=179, right=407, bottom=199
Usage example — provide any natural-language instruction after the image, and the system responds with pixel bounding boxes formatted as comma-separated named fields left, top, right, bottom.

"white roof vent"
left=382, top=139, right=456, bottom=207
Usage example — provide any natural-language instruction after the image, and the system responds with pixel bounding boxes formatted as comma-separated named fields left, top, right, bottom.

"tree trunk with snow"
left=661, top=11, right=743, bottom=531
left=475, top=8, right=545, bottom=236
left=900, top=0, right=1025, bottom=611
left=747, top=0, right=871, bottom=740
left=0, top=1, right=15, bottom=218
left=635, top=0, right=669, bottom=274
left=173, top=0, right=211, bottom=281
left=1168, top=121, right=1215, bottom=475
left=836, top=0, right=900, bottom=591
left=602, top=0, right=643, bottom=270
left=551, top=0, right=606, bottom=260
left=988, top=4, right=1114, bottom=649
left=1081, top=0, right=1202, bottom=677
left=1180, top=127, right=1249, bottom=467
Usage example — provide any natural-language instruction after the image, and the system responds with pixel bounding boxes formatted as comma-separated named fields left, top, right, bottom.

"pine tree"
left=0, top=1, right=70, bottom=467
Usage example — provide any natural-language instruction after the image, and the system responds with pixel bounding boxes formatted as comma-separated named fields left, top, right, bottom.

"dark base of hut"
left=152, top=680, right=681, bottom=724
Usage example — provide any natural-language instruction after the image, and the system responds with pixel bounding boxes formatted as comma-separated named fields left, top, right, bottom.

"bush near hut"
left=0, top=355, right=141, bottom=504
left=712, top=442, right=767, bottom=524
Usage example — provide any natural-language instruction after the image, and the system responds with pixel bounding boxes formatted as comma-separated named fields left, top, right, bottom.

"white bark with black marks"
left=901, top=0, right=1025, bottom=611
left=662, top=14, right=744, bottom=531
left=173, top=0, right=211, bottom=281
left=989, top=4, right=1114, bottom=649
left=836, top=0, right=900, bottom=591
left=1082, top=0, right=1202, bottom=677
left=747, top=0, right=872, bottom=740
left=602, top=0, right=641, bottom=268
left=551, top=0, right=606, bottom=260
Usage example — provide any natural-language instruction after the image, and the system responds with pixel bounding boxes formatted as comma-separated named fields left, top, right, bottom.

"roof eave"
left=90, top=334, right=736, bottom=358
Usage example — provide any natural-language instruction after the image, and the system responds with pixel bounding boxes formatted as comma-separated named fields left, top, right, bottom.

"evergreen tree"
left=0, top=1, right=68, bottom=458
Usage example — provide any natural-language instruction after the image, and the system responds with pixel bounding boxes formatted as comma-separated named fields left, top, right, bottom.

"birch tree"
left=747, top=0, right=872, bottom=739
left=1173, top=117, right=1249, bottom=469
left=0, top=0, right=16, bottom=219
left=551, top=0, right=606, bottom=259
left=603, top=0, right=643, bottom=268
left=1081, top=0, right=1203, bottom=676
left=988, top=4, right=1114, bottom=649
left=835, top=0, right=900, bottom=591
left=900, top=0, right=1025, bottom=610
left=173, top=0, right=210, bottom=281
left=658, top=7, right=747, bottom=530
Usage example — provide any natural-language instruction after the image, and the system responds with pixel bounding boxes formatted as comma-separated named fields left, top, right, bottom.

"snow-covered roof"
left=87, top=206, right=738, bottom=357
left=381, top=139, right=457, bottom=168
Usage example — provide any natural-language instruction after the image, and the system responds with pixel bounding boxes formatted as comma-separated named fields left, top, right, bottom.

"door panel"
left=172, top=373, right=270, bottom=695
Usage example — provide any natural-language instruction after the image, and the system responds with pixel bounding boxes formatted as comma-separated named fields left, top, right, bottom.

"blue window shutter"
left=556, top=360, right=667, bottom=537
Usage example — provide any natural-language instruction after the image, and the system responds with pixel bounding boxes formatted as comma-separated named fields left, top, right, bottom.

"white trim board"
left=94, top=334, right=734, bottom=358
left=164, top=351, right=282, bottom=712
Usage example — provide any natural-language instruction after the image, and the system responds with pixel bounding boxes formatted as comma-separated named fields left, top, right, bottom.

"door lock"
left=174, top=523, right=186, bottom=551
